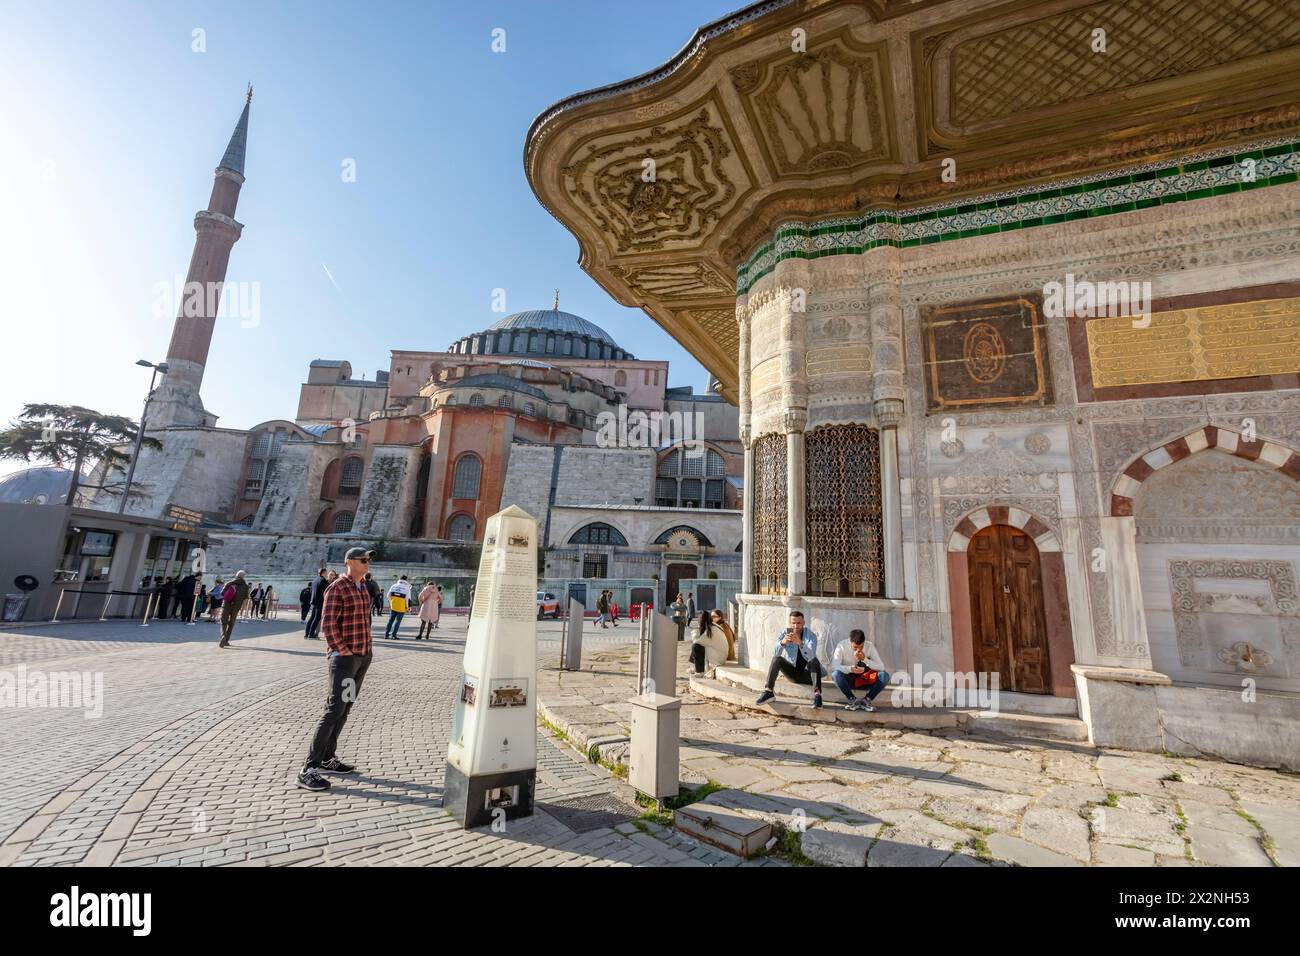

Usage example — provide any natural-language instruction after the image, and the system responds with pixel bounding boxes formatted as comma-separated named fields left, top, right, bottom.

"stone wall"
left=554, top=446, right=654, bottom=507
left=253, top=440, right=333, bottom=533
left=90, top=426, right=249, bottom=521
left=499, top=444, right=557, bottom=531
left=353, top=445, right=419, bottom=538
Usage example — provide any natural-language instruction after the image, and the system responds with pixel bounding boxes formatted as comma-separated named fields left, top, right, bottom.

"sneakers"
left=861, top=701, right=876, bottom=713
left=755, top=689, right=776, bottom=706
left=813, top=692, right=823, bottom=709
left=318, top=757, right=356, bottom=773
left=296, top=768, right=330, bottom=792
left=844, top=697, right=863, bottom=711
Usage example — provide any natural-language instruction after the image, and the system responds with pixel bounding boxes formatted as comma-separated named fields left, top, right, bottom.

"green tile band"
left=736, top=140, right=1298, bottom=295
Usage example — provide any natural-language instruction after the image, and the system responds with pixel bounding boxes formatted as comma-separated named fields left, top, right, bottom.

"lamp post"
left=118, top=360, right=168, bottom=514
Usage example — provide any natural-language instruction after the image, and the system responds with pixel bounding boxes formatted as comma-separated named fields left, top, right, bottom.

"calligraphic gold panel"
left=806, top=346, right=872, bottom=378
left=1087, top=297, right=1300, bottom=388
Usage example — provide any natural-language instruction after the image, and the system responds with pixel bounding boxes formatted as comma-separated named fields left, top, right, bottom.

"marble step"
left=691, top=670, right=1090, bottom=742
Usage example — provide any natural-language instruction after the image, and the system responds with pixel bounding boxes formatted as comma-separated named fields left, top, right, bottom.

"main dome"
left=449, top=307, right=634, bottom=360
left=487, top=309, right=615, bottom=345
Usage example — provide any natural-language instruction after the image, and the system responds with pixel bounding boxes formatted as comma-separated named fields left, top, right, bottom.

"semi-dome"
left=449, top=304, right=635, bottom=361
left=0, top=466, right=75, bottom=505
left=487, top=310, right=616, bottom=345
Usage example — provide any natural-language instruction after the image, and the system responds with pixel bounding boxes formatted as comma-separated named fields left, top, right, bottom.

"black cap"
left=345, top=547, right=374, bottom=560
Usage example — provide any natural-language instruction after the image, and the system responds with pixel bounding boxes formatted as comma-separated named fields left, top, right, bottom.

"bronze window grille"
left=805, top=425, right=885, bottom=597
left=751, top=432, right=788, bottom=593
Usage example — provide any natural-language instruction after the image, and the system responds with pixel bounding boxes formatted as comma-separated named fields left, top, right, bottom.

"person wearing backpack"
left=385, top=575, right=411, bottom=639
left=218, top=571, right=250, bottom=648
left=299, top=582, right=312, bottom=620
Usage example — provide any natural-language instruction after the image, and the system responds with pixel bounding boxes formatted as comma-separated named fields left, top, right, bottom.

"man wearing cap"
left=297, top=547, right=375, bottom=792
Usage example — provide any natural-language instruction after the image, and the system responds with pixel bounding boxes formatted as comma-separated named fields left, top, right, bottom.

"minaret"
left=148, top=87, right=251, bottom=428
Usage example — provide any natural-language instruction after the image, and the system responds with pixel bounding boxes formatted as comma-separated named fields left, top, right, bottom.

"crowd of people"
left=300, top=567, right=443, bottom=642
left=138, top=572, right=276, bottom=626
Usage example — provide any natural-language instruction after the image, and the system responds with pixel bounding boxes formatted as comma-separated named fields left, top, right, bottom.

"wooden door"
left=665, top=563, right=696, bottom=608
left=967, top=525, right=1052, bottom=694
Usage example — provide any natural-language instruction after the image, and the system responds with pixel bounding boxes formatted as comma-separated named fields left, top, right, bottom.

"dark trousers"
left=179, top=593, right=195, bottom=623
left=305, top=651, right=372, bottom=768
left=219, top=606, right=238, bottom=644
left=690, top=644, right=707, bottom=674
left=765, top=653, right=823, bottom=692
left=305, top=603, right=323, bottom=638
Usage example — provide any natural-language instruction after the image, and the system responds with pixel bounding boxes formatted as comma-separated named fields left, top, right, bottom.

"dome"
left=0, top=466, right=75, bottom=505
left=487, top=310, right=616, bottom=346
left=449, top=306, right=635, bottom=361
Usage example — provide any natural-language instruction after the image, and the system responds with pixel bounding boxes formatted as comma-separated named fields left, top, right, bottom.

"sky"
left=0, top=0, right=743, bottom=477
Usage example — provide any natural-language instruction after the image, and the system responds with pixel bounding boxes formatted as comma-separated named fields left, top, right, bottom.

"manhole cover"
left=541, top=794, right=639, bottom=833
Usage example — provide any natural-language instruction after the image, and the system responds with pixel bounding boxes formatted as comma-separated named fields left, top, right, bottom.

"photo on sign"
left=489, top=679, right=528, bottom=708
left=508, top=533, right=529, bottom=548
left=460, top=676, right=478, bottom=707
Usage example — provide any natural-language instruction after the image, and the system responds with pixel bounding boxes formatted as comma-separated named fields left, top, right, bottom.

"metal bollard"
left=140, top=591, right=158, bottom=627
left=51, top=587, right=68, bottom=624
left=560, top=597, right=584, bottom=671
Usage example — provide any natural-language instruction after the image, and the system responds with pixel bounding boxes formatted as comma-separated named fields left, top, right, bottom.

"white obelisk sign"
left=444, top=505, right=538, bottom=828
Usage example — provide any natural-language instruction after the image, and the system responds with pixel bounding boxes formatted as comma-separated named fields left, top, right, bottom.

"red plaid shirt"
left=321, top=575, right=372, bottom=656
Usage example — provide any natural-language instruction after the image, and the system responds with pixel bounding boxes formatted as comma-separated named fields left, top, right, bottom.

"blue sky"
left=0, top=0, right=741, bottom=474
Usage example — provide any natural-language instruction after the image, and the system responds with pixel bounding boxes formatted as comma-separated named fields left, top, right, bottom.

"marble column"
left=875, top=399, right=905, bottom=599
left=737, top=306, right=755, bottom=593
left=869, top=251, right=906, bottom=599
left=776, top=277, right=809, bottom=596
left=786, top=411, right=807, bottom=595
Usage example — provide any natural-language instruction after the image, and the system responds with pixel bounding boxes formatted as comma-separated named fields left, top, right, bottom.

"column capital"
left=874, top=398, right=904, bottom=429
left=782, top=408, right=807, bottom=434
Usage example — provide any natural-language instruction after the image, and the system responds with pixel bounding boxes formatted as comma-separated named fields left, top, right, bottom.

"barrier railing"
left=49, top=588, right=155, bottom=624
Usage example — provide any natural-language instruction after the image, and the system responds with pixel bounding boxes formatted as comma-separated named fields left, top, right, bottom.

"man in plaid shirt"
left=297, top=547, right=375, bottom=792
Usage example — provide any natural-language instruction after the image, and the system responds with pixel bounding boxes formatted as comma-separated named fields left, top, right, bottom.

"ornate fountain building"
left=524, top=0, right=1300, bottom=768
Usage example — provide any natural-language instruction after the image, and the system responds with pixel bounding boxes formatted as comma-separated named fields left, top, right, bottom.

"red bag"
left=853, top=668, right=878, bottom=688
left=222, top=583, right=237, bottom=602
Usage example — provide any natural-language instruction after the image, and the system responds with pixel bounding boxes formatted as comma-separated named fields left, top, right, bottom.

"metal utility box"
left=675, top=800, right=772, bottom=858
left=627, top=692, right=680, bottom=801
left=646, top=610, right=678, bottom=698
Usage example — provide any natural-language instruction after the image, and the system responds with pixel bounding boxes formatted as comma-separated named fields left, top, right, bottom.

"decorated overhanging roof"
left=524, top=0, right=1300, bottom=403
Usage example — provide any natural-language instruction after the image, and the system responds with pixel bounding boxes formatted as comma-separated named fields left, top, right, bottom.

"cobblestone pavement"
left=0, top=616, right=774, bottom=867
left=538, top=645, right=1300, bottom=867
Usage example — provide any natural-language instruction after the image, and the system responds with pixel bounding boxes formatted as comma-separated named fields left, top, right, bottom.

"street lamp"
left=118, top=360, right=169, bottom=514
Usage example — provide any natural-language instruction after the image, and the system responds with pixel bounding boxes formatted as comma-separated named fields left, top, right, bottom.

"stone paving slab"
left=535, top=642, right=1297, bottom=867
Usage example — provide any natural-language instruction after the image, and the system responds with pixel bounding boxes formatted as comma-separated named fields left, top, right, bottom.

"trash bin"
left=3, top=594, right=31, bottom=623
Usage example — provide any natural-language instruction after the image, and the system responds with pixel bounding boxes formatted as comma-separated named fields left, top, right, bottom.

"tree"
left=0, top=404, right=161, bottom=507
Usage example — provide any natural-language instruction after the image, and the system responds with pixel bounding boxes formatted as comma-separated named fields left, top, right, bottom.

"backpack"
left=222, top=583, right=237, bottom=603
left=299, top=586, right=311, bottom=605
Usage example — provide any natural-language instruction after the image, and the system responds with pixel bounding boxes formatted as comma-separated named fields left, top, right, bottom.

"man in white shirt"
left=831, top=629, right=890, bottom=712
left=384, top=575, right=412, bottom=640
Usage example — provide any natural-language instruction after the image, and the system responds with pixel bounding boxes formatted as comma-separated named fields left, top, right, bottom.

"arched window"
left=250, top=430, right=272, bottom=459
left=452, top=454, right=481, bottom=499
left=469, top=393, right=484, bottom=407
left=238, top=513, right=255, bottom=528
left=445, top=394, right=457, bottom=405
left=653, top=525, right=712, bottom=548
left=568, top=522, right=628, bottom=546
left=523, top=402, right=536, bottom=417
left=706, top=450, right=725, bottom=477
left=497, top=394, right=513, bottom=408
left=447, top=513, right=475, bottom=541
left=332, top=511, right=355, bottom=534
left=658, top=451, right=680, bottom=477
left=561, top=336, right=572, bottom=356
left=529, top=332, right=542, bottom=352
left=614, top=370, right=627, bottom=387
left=339, top=457, right=364, bottom=496
left=546, top=334, right=556, bottom=354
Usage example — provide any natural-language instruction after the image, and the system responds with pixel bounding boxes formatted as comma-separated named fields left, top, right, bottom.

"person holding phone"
left=755, top=609, right=823, bottom=709
left=831, top=629, right=890, bottom=712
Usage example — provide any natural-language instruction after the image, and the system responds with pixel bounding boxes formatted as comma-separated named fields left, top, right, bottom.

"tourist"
left=610, top=597, right=619, bottom=626
left=365, top=572, right=381, bottom=618
left=207, top=578, right=224, bottom=621
left=385, top=575, right=411, bottom=639
left=415, top=581, right=440, bottom=639
left=248, top=583, right=263, bottom=619
left=710, top=608, right=738, bottom=662
left=177, top=571, right=198, bottom=624
left=595, top=590, right=610, bottom=628
left=669, top=593, right=688, bottom=642
left=264, top=585, right=277, bottom=620
left=688, top=610, right=728, bottom=676
left=687, top=592, right=696, bottom=620
left=158, top=576, right=175, bottom=619
left=305, top=567, right=329, bottom=640
left=195, top=582, right=208, bottom=619
left=299, top=581, right=312, bottom=621
left=831, top=629, right=890, bottom=712
left=218, top=571, right=250, bottom=648
left=296, top=547, right=374, bottom=793
left=754, top=609, right=823, bottom=709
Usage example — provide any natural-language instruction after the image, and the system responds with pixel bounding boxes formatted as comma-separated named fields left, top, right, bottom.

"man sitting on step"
left=832, top=629, right=890, bottom=712
left=755, top=609, right=823, bottom=709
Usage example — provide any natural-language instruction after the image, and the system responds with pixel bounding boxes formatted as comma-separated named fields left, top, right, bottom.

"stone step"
left=712, top=664, right=1079, bottom=717
left=689, top=675, right=961, bottom=730
left=691, top=671, right=1090, bottom=742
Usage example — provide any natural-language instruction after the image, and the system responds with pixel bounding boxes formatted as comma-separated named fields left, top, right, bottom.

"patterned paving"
left=0, top=617, right=770, bottom=867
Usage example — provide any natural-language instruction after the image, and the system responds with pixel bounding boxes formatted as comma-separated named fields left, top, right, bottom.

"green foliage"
left=0, top=403, right=160, bottom=505
left=707, top=570, right=718, bottom=579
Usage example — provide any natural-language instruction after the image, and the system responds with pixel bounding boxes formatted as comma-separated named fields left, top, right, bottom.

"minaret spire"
left=553, top=289, right=559, bottom=311
left=148, top=90, right=251, bottom=428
